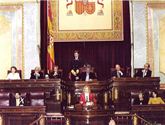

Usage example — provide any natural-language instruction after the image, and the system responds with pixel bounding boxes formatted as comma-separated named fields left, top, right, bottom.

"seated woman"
left=80, top=65, right=97, bottom=81
left=49, top=65, right=62, bottom=79
left=30, top=66, right=44, bottom=79
left=7, top=66, right=20, bottom=80
left=148, top=91, right=165, bottom=104
left=80, top=85, right=96, bottom=107
left=133, top=92, right=148, bottom=105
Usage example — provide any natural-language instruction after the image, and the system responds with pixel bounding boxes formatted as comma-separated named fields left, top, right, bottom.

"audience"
left=80, top=65, right=96, bottom=81
left=70, top=50, right=84, bottom=81
left=49, top=65, right=62, bottom=79
left=148, top=91, right=165, bottom=104
left=7, top=66, right=20, bottom=80
left=30, top=66, right=44, bottom=79
left=135, top=63, right=152, bottom=77
left=111, top=64, right=124, bottom=78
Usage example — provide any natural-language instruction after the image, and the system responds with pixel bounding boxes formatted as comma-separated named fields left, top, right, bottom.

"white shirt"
left=142, top=70, right=147, bottom=77
left=85, top=73, right=90, bottom=81
left=7, top=73, right=20, bottom=80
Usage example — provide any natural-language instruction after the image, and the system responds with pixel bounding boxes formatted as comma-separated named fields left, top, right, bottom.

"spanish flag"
left=47, top=1, right=55, bottom=70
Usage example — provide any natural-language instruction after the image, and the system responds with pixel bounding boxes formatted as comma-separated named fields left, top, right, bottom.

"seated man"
left=7, top=66, right=21, bottom=80
left=80, top=85, right=97, bottom=107
left=133, top=92, right=148, bottom=105
left=135, top=63, right=152, bottom=77
left=111, top=64, right=124, bottom=78
left=30, top=66, right=44, bottom=79
left=49, top=65, right=62, bottom=79
left=80, top=65, right=96, bottom=81
left=148, top=91, right=165, bottom=104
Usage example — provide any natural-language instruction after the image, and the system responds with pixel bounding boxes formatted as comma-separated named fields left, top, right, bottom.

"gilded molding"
left=51, top=0, right=124, bottom=42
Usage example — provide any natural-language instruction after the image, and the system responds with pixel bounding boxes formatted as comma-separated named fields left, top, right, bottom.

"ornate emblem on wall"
left=66, top=0, right=104, bottom=15
left=50, top=0, right=123, bottom=41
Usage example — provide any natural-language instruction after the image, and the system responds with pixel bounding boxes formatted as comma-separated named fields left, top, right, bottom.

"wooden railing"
left=29, top=115, right=45, bottom=125
left=29, top=114, right=65, bottom=125
left=135, top=114, right=153, bottom=125
left=113, top=113, right=152, bottom=125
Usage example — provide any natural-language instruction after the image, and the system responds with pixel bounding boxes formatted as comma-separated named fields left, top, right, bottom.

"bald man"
left=111, top=64, right=124, bottom=78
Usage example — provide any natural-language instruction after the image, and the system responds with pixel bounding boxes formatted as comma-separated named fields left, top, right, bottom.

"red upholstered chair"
left=134, top=68, right=143, bottom=77
left=48, top=69, right=63, bottom=79
left=30, top=92, right=45, bottom=106
left=110, top=67, right=131, bottom=77
left=0, top=92, right=10, bottom=106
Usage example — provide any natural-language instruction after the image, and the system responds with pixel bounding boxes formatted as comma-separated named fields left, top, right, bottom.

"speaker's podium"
left=62, top=80, right=113, bottom=125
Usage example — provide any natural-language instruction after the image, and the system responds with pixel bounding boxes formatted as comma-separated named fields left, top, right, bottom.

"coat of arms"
left=66, top=0, right=104, bottom=16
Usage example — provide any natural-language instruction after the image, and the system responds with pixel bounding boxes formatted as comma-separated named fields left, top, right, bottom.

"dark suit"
left=30, top=71, right=44, bottom=79
left=135, top=69, right=152, bottom=77
left=80, top=72, right=96, bottom=81
left=70, top=59, right=84, bottom=70
left=49, top=71, right=62, bottom=79
left=111, top=70, right=124, bottom=78
left=133, top=98, right=148, bottom=105
left=70, top=59, right=84, bottom=81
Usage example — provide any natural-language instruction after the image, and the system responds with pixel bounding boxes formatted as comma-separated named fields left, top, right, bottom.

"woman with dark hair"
left=148, top=91, right=165, bottom=104
left=7, top=66, right=20, bottom=80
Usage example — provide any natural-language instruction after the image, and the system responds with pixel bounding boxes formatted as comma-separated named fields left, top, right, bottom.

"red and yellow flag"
left=47, top=1, right=55, bottom=70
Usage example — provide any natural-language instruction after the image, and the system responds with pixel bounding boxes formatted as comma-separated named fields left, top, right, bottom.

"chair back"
left=110, top=67, right=131, bottom=77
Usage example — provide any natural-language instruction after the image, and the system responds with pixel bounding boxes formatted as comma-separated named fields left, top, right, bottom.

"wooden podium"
left=62, top=81, right=113, bottom=125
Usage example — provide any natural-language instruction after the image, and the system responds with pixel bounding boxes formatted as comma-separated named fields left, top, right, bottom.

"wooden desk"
left=64, top=109, right=112, bottom=125
left=62, top=81, right=111, bottom=110
left=0, top=106, right=45, bottom=125
left=132, top=105, right=165, bottom=124
left=109, top=77, right=160, bottom=111
left=0, top=79, right=61, bottom=92
left=0, top=79, right=62, bottom=112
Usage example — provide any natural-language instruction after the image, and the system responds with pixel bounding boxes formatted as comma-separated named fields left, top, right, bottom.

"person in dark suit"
left=80, top=65, right=96, bottom=81
left=133, top=92, right=148, bottom=105
left=49, top=65, right=62, bottom=79
left=135, top=63, right=152, bottom=77
left=30, top=66, right=44, bottom=79
left=70, top=50, right=84, bottom=81
left=111, top=64, right=124, bottom=78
